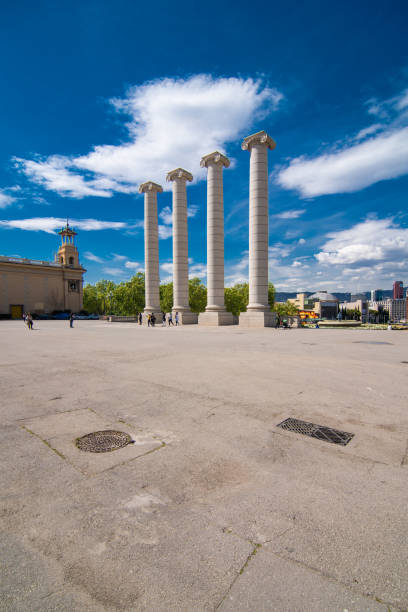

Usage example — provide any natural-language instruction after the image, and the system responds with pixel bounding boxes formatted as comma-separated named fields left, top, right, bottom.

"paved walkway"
left=1, top=321, right=407, bottom=611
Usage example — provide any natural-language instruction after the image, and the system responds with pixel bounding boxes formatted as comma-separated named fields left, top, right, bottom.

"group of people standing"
left=23, top=312, right=33, bottom=330
left=138, top=312, right=180, bottom=327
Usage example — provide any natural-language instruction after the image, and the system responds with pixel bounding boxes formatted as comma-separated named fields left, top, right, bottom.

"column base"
left=239, top=311, right=277, bottom=328
left=172, top=310, right=198, bottom=325
left=198, top=311, right=237, bottom=326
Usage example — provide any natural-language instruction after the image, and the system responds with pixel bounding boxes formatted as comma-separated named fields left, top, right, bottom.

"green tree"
left=160, top=282, right=173, bottom=313
left=94, top=280, right=117, bottom=314
left=224, top=283, right=249, bottom=316
left=273, top=301, right=299, bottom=318
left=268, top=282, right=276, bottom=308
left=189, top=277, right=207, bottom=313
left=83, top=284, right=99, bottom=314
left=224, top=281, right=275, bottom=316
left=124, top=272, right=145, bottom=314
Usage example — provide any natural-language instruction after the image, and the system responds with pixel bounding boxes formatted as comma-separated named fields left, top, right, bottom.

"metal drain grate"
left=75, top=430, right=133, bottom=453
left=277, top=418, right=354, bottom=446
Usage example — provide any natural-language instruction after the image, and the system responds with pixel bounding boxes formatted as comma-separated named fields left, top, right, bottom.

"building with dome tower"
left=0, top=221, right=86, bottom=318
left=288, top=291, right=339, bottom=320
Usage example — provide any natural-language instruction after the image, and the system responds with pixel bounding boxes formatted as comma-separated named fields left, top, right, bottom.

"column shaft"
left=248, top=143, right=269, bottom=311
left=172, top=179, right=189, bottom=310
left=206, top=162, right=225, bottom=311
left=144, top=190, right=161, bottom=312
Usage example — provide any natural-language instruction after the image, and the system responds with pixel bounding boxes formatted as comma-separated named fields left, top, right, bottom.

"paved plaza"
left=1, top=320, right=408, bottom=611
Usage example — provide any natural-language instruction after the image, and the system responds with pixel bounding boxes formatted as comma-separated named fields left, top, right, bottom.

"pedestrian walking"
left=151, top=313, right=156, bottom=327
left=168, top=313, right=174, bottom=326
left=69, top=312, right=74, bottom=328
left=147, top=314, right=151, bottom=327
left=175, top=311, right=179, bottom=326
left=138, top=312, right=142, bottom=325
left=26, top=313, right=33, bottom=330
left=162, top=313, right=166, bottom=327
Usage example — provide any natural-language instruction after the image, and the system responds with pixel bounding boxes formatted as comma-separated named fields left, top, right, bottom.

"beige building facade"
left=370, top=298, right=407, bottom=322
left=0, top=222, right=85, bottom=318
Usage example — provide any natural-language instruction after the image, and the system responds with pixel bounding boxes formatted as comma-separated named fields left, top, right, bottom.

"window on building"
left=60, top=256, right=64, bottom=263
left=69, top=257, right=74, bottom=265
left=68, top=280, right=79, bottom=292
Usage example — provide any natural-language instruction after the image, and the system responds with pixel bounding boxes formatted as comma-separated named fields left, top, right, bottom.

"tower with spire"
left=55, top=219, right=80, bottom=267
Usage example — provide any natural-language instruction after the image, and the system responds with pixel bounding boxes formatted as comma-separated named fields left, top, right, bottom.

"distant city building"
left=393, top=281, right=403, bottom=299
left=370, top=289, right=383, bottom=301
left=288, top=291, right=339, bottom=320
left=341, top=299, right=369, bottom=322
left=308, top=291, right=339, bottom=320
left=351, top=293, right=367, bottom=302
left=287, top=293, right=315, bottom=311
left=370, top=299, right=406, bottom=322
left=0, top=221, right=86, bottom=318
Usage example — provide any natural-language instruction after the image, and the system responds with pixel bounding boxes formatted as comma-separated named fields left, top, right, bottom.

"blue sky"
left=1, top=0, right=408, bottom=292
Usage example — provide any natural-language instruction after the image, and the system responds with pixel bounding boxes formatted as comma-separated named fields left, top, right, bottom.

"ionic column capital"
left=200, top=151, right=230, bottom=169
left=241, top=130, right=276, bottom=152
left=138, top=181, right=163, bottom=194
left=166, top=168, right=193, bottom=183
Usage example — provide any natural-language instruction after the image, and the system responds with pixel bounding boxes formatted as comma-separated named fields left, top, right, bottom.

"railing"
left=0, top=255, right=62, bottom=267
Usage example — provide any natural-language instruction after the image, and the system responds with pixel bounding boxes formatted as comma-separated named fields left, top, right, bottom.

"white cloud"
left=13, top=156, right=125, bottom=198
left=157, top=203, right=199, bottom=240
left=102, top=267, right=127, bottom=278
left=158, top=225, right=173, bottom=240
left=268, top=243, right=293, bottom=258
left=0, top=189, right=17, bottom=209
left=315, top=217, right=408, bottom=265
left=276, top=127, right=408, bottom=197
left=355, top=123, right=384, bottom=140
left=159, top=205, right=172, bottom=225
left=298, top=238, right=306, bottom=245
left=124, top=260, right=143, bottom=271
left=160, top=262, right=173, bottom=275
left=17, top=75, right=282, bottom=198
left=84, top=251, right=105, bottom=263
left=159, top=260, right=206, bottom=280
left=187, top=204, right=199, bottom=218
left=189, top=263, right=206, bottom=279
left=0, top=217, right=133, bottom=234
left=276, top=86, right=408, bottom=197
left=274, top=209, right=305, bottom=219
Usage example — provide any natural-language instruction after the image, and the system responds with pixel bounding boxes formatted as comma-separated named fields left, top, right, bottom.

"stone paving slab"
left=1, top=321, right=408, bottom=611
left=218, top=546, right=390, bottom=612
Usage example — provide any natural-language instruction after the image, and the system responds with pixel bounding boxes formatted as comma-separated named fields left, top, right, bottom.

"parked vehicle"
left=53, top=312, right=70, bottom=320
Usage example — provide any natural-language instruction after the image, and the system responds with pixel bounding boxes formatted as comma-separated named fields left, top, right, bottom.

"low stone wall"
left=108, top=316, right=138, bottom=323
left=318, top=320, right=361, bottom=328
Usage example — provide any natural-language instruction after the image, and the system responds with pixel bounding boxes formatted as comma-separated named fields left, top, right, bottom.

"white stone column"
left=198, top=151, right=235, bottom=326
left=138, top=181, right=163, bottom=322
left=166, top=168, right=198, bottom=324
left=239, top=130, right=277, bottom=327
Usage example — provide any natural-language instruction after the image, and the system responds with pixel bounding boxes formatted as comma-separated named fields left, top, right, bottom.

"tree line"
left=83, top=273, right=299, bottom=317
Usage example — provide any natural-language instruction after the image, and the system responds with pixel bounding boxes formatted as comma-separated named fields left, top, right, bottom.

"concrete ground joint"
left=214, top=542, right=262, bottom=610
left=264, top=547, right=400, bottom=611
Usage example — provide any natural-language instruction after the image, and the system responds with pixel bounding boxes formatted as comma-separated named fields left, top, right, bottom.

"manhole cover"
left=277, top=418, right=354, bottom=446
left=75, top=430, right=133, bottom=453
